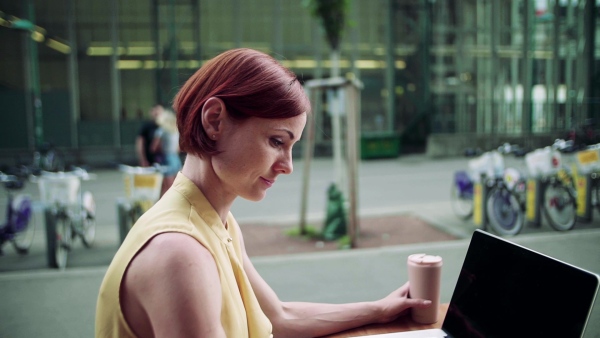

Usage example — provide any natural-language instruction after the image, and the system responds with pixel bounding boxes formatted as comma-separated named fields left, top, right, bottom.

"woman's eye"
left=270, top=138, right=284, bottom=147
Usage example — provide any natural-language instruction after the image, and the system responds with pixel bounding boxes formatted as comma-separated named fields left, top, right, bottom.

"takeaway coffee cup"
left=407, top=253, right=443, bottom=324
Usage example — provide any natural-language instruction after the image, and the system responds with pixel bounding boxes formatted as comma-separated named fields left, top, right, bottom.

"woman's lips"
left=260, top=177, right=274, bottom=187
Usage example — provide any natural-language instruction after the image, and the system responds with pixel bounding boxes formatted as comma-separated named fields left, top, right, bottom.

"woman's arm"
left=135, top=136, right=149, bottom=167
left=236, top=224, right=431, bottom=338
left=150, top=129, right=162, bottom=155
left=121, top=233, right=226, bottom=338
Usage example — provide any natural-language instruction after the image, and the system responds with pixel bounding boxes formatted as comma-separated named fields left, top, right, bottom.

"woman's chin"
left=241, top=192, right=266, bottom=202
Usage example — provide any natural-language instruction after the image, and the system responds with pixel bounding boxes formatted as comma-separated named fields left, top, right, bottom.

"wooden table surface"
left=318, top=303, right=449, bottom=338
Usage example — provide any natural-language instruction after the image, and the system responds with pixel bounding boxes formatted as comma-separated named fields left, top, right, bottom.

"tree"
left=303, top=0, right=352, bottom=241
left=303, top=0, right=350, bottom=77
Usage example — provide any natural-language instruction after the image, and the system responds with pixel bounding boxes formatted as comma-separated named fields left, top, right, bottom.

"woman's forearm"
left=272, top=301, right=382, bottom=338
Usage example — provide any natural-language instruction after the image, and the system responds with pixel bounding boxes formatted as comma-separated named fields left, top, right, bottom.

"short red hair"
left=173, top=48, right=311, bottom=157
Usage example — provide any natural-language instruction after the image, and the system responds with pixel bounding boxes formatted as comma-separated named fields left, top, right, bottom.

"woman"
left=96, top=48, right=431, bottom=338
left=151, top=109, right=182, bottom=195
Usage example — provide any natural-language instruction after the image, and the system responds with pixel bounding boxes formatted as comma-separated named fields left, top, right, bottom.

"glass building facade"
left=0, top=0, right=598, bottom=163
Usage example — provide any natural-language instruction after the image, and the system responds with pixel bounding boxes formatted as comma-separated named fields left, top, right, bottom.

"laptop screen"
left=443, top=230, right=599, bottom=338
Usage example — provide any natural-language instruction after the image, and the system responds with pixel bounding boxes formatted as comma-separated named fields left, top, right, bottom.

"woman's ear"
left=201, top=97, right=226, bottom=139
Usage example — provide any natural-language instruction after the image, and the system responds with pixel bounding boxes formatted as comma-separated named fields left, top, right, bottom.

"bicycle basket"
left=37, top=174, right=81, bottom=206
left=575, top=148, right=600, bottom=174
left=467, top=151, right=504, bottom=181
left=525, top=147, right=561, bottom=177
left=123, top=171, right=163, bottom=204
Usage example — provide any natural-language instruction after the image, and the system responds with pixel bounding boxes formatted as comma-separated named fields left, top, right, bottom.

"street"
left=1, top=154, right=599, bottom=272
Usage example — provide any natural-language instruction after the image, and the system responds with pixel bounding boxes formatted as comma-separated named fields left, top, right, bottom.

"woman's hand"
left=374, top=282, right=432, bottom=324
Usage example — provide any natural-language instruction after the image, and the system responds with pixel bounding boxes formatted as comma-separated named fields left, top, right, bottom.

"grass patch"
left=285, top=225, right=322, bottom=240
left=337, top=235, right=352, bottom=249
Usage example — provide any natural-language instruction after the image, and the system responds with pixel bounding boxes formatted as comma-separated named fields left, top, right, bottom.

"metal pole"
left=25, top=0, right=43, bottom=148
left=299, top=88, right=317, bottom=235
left=490, top=0, right=499, bottom=134
left=234, top=0, right=241, bottom=48
left=522, top=0, right=533, bottom=134
left=192, top=0, right=201, bottom=64
left=273, top=0, right=283, bottom=59
left=152, top=0, right=162, bottom=104
left=350, top=0, right=360, bottom=80
left=346, top=84, right=360, bottom=248
left=110, top=0, right=121, bottom=147
left=552, top=0, right=560, bottom=129
left=67, top=0, right=80, bottom=148
left=169, top=0, right=178, bottom=96
left=584, top=0, right=595, bottom=121
left=455, top=0, right=466, bottom=133
left=312, top=18, right=324, bottom=145
left=385, top=0, right=395, bottom=132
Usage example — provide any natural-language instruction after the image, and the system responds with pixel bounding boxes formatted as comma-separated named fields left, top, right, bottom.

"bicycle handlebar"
left=496, top=143, right=525, bottom=156
left=36, top=167, right=97, bottom=181
left=118, top=164, right=168, bottom=174
left=551, top=139, right=575, bottom=152
left=0, top=172, right=19, bottom=183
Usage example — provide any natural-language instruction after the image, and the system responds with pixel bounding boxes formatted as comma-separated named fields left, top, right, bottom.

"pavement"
left=0, top=155, right=599, bottom=338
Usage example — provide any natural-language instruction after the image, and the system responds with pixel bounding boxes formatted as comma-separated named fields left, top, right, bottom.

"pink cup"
left=407, top=253, right=443, bottom=324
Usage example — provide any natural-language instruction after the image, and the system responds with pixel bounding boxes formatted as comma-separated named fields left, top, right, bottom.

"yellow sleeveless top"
left=95, top=173, right=272, bottom=338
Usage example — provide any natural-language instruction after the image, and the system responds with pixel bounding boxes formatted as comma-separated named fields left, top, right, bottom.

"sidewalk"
left=0, top=156, right=599, bottom=337
left=1, top=227, right=598, bottom=338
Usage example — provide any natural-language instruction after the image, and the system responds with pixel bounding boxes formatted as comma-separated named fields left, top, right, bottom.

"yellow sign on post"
left=473, top=182, right=483, bottom=226
left=526, top=179, right=537, bottom=222
left=576, top=176, right=588, bottom=217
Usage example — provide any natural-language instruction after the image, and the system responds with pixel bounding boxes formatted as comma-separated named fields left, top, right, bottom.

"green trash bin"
left=360, top=132, right=401, bottom=159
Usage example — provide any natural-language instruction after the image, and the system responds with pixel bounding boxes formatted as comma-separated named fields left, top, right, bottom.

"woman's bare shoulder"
left=121, top=233, right=223, bottom=337
left=131, top=232, right=213, bottom=274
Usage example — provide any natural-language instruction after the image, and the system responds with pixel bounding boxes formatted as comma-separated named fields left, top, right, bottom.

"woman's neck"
left=181, top=155, right=234, bottom=225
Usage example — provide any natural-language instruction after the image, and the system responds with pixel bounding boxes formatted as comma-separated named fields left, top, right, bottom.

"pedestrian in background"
left=151, top=108, right=182, bottom=196
left=135, top=104, right=163, bottom=167
left=96, top=48, right=431, bottom=338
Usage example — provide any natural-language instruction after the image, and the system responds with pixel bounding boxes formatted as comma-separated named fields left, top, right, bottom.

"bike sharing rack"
left=572, top=147, right=600, bottom=223
left=472, top=174, right=549, bottom=231
left=115, top=165, right=164, bottom=244
left=472, top=174, right=490, bottom=231
left=472, top=145, right=595, bottom=231
left=506, top=165, right=593, bottom=229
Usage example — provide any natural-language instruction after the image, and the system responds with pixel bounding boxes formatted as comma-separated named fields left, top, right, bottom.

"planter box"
left=360, top=133, right=401, bottom=159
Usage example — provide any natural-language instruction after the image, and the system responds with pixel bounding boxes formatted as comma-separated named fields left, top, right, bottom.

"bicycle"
left=116, top=165, right=164, bottom=244
left=36, top=167, right=96, bottom=269
left=524, top=140, right=577, bottom=232
left=483, top=144, right=528, bottom=236
left=31, top=142, right=66, bottom=173
left=0, top=171, right=36, bottom=255
left=450, top=146, right=506, bottom=221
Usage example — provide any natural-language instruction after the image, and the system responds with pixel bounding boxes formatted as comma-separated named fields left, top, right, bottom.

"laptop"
left=352, top=229, right=600, bottom=338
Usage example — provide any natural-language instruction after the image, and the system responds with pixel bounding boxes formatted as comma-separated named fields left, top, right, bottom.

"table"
left=319, top=303, right=449, bottom=338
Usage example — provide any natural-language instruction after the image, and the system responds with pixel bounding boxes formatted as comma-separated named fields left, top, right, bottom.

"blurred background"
left=0, top=0, right=599, bottom=165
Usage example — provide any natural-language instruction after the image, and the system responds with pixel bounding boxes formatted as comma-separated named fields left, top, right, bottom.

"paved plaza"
left=1, top=155, right=599, bottom=337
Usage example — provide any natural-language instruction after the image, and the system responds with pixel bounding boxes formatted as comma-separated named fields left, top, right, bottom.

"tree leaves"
left=302, top=0, right=350, bottom=51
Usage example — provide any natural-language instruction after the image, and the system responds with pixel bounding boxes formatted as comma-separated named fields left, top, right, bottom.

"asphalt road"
left=1, top=154, right=599, bottom=272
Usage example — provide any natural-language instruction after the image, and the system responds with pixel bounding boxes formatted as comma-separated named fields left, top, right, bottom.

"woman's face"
left=212, top=112, right=307, bottom=201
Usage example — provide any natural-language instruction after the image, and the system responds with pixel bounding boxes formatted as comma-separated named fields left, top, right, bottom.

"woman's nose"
left=274, top=152, right=293, bottom=175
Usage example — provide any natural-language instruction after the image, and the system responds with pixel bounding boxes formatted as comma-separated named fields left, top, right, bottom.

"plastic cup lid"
left=408, top=253, right=443, bottom=265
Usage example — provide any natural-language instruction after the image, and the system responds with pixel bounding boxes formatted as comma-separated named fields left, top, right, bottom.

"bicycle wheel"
left=11, top=195, right=36, bottom=254
left=80, top=191, right=96, bottom=248
left=486, top=187, right=524, bottom=236
left=450, top=182, right=473, bottom=219
left=450, top=171, right=473, bottom=220
left=543, top=182, right=576, bottom=231
left=45, top=209, right=71, bottom=269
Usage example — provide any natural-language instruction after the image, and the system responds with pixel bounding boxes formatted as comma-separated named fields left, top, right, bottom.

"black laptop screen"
left=444, top=230, right=599, bottom=338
